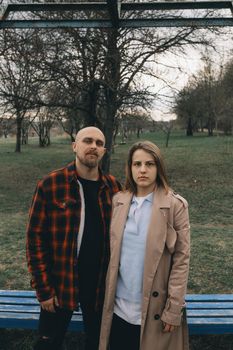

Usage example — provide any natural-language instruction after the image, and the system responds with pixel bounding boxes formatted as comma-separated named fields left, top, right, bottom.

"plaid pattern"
left=26, top=161, right=121, bottom=311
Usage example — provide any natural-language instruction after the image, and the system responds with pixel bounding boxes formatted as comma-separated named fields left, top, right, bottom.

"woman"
left=99, top=141, right=190, bottom=350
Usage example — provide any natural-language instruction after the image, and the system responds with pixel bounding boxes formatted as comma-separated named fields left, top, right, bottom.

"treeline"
left=0, top=5, right=223, bottom=170
left=174, top=56, right=233, bottom=136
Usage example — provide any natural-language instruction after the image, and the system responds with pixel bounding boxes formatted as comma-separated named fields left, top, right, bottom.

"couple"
left=26, top=126, right=190, bottom=350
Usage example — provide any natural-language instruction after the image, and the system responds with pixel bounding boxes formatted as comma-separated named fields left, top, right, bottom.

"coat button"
left=152, top=291, right=159, bottom=297
left=154, top=314, right=160, bottom=320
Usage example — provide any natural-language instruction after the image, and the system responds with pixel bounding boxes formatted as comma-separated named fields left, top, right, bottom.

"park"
left=0, top=0, right=233, bottom=349
left=0, top=130, right=232, bottom=349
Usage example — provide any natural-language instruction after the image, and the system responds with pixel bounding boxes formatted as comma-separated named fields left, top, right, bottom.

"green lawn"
left=0, top=131, right=233, bottom=349
left=111, top=132, right=233, bottom=293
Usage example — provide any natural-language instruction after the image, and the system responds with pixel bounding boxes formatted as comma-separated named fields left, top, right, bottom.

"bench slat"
left=187, top=310, right=233, bottom=317
left=186, top=294, right=233, bottom=302
left=188, top=322, right=233, bottom=335
left=187, top=302, right=233, bottom=309
left=0, top=312, right=83, bottom=331
left=0, top=305, right=40, bottom=313
left=187, top=317, right=233, bottom=324
left=2, top=299, right=233, bottom=310
left=188, top=316, right=233, bottom=335
left=4, top=306, right=231, bottom=318
left=0, top=312, right=82, bottom=321
left=0, top=296, right=39, bottom=305
left=0, top=304, right=82, bottom=316
left=0, top=290, right=35, bottom=297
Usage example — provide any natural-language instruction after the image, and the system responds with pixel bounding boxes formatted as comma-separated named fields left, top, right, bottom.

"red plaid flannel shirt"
left=26, top=161, right=121, bottom=311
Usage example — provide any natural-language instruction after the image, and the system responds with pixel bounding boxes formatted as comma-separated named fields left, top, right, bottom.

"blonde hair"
left=125, top=141, right=169, bottom=194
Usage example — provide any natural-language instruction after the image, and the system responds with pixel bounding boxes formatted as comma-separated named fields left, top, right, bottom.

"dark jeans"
left=80, top=302, right=102, bottom=349
left=34, top=302, right=102, bottom=350
left=34, top=307, right=72, bottom=350
left=109, top=313, right=141, bottom=350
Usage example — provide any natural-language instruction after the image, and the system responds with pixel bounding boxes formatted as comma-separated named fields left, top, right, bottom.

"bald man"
left=26, top=127, right=121, bottom=350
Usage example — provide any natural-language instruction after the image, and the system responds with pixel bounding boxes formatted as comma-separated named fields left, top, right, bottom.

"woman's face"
left=131, top=149, right=157, bottom=196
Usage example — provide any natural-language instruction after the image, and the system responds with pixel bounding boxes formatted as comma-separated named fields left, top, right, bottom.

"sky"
left=148, top=30, right=233, bottom=121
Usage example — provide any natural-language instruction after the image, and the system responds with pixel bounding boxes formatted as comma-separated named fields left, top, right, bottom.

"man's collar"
left=67, top=161, right=77, bottom=183
left=67, top=160, right=109, bottom=187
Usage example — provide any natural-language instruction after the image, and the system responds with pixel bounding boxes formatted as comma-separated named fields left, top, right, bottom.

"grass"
left=0, top=131, right=233, bottom=349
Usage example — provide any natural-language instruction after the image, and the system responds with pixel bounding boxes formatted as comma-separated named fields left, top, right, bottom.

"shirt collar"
left=67, top=160, right=110, bottom=188
left=132, top=191, right=154, bottom=204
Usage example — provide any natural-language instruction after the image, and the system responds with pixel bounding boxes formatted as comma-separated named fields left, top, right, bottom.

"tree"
left=217, top=60, right=233, bottom=134
left=117, top=109, right=153, bottom=141
left=174, top=54, right=233, bottom=136
left=155, top=120, right=174, bottom=148
left=0, top=6, right=223, bottom=167
left=174, top=83, right=201, bottom=136
left=0, top=115, right=15, bottom=138
left=0, top=30, right=46, bottom=151
left=31, top=108, right=55, bottom=147
left=28, top=9, right=215, bottom=170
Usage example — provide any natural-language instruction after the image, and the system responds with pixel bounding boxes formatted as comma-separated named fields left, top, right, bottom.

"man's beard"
left=77, top=154, right=98, bottom=169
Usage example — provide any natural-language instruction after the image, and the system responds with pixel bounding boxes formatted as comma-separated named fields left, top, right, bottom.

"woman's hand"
left=162, top=322, right=177, bottom=333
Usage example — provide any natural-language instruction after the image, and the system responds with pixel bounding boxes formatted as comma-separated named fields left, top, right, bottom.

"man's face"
left=72, top=128, right=106, bottom=169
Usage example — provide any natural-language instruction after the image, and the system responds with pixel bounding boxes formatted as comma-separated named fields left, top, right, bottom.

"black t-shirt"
left=77, top=176, right=104, bottom=303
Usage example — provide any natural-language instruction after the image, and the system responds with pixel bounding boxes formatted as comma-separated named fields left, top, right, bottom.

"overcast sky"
left=147, top=30, right=233, bottom=121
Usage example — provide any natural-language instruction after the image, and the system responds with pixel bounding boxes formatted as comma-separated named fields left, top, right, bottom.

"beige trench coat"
left=99, top=188, right=190, bottom=350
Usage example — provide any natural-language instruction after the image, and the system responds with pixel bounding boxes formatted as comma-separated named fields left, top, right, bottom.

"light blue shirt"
left=115, top=192, right=154, bottom=303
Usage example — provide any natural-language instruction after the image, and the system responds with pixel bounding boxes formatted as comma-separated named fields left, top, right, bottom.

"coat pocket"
left=166, top=224, right=177, bottom=254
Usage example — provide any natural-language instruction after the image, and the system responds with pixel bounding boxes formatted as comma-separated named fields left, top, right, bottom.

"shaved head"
left=72, top=127, right=106, bottom=174
left=75, top=127, right=105, bottom=145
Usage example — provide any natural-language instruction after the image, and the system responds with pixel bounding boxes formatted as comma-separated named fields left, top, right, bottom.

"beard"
left=77, top=153, right=99, bottom=169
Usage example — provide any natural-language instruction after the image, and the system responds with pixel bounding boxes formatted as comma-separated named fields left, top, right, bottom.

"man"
left=26, top=127, right=121, bottom=350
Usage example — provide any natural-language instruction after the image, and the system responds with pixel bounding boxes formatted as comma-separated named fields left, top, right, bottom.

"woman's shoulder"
left=112, top=190, right=132, bottom=203
left=169, top=190, right=188, bottom=209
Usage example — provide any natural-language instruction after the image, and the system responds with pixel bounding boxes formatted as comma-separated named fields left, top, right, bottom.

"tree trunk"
left=102, top=28, right=120, bottom=173
left=208, top=128, right=213, bottom=136
left=113, top=122, right=118, bottom=146
left=137, top=127, right=142, bottom=138
left=39, top=124, right=45, bottom=147
left=15, top=114, right=22, bottom=152
left=102, top=88, right=117, bottom=173
left=21, top=126, right=28, bottom=145
left=208, top=118, right=214, bottom=136
left=166, top=130, right=171, bottom=148
left=80, top=81, right=101, bottom=128
left=101, top=28, right=120, bottom=173
left=45, top=124, right=51, bottom=146
left=186, top=117, right=193, bottom=136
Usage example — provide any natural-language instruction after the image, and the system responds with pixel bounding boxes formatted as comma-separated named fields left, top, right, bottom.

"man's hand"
left=162, top=322, right=176, bottom=333
left=40, top=296, right=59, bottom=313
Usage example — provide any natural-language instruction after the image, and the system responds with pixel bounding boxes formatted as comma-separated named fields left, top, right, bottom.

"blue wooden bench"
left=186, top=294, right=233, bottom=335
left=0, top=290, right=82, bottom=332
left=0, top=290, right=233, bottom=335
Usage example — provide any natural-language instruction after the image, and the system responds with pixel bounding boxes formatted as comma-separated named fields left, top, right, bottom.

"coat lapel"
left=141, top=188, right=171, bottom=329
left=109, top=191, right=133, bottom=264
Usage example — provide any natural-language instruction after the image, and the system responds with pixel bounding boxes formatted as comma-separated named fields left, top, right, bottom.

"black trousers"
left=34, top=301, right=102, bottom=350
left=109, top=313, right=141, bottom=350
left=34, top=307, right=72, bottom=350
